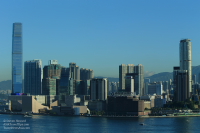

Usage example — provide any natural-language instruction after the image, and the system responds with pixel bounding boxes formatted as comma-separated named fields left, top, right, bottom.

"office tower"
left=91, top=78, right=108, bottom=100
left=42, top=60, right=62, bottom=95
left=125, top=76, right=134, bottom=94
left=69, top=62, right=80, bottom=80
left=119, top=64, right=134, bottom=91
left=174, top=70, right=189, bottom=101
left=24, top=59, right=42, bottom=95
left=80, top=68, right=94, bottom=80
left=12, top=23, right=23, bottom=93
left=134, top=64, right=144, bottom=96
left=179, top=39, right=192, bottom=95
left=58, top=67, right=70, bottom=95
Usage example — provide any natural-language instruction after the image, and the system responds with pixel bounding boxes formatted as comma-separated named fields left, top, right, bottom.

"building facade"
left=69, top=62, right=80, bottom=80
left=12, top=23, right=23, bottom=93
left=90, top=78, right=108, bottom=100
left=42, top=60, right=62, bottom=95
left=134, top=64, right=144, bottom=95
left=24, top=59, right=42, bottom=95
left=80, top=68, right=94, bottom=80
left=119, top=64, right=134, bottom=91
left=179, top=39, right=192, bottom=96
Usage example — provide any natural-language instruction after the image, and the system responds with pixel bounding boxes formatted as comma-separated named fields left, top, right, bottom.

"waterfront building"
left=24, top=59, right=42, bottom=95
left=107, top=96, right=146, bottom=116
left=174, top=70, right=189, bottom=102
left=12, top=23, right=23, bottom=93
left=90, top=78, right=108, bottom=100
left=179, top=39, right=192, bottom=96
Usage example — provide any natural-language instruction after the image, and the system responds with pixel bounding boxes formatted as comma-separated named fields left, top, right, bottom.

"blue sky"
left=1, top=0, right=200, bottom=81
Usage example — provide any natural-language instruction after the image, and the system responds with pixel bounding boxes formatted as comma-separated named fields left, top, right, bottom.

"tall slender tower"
left=134, top=64, right=144, bottom=96
left=179, top=39, right=192, bottom=97
left=12, top=23, right=23, bottom=93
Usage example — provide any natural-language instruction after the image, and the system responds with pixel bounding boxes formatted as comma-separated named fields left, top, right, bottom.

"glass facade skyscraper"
left=12, top=23, right=23, bottom=93
left=24, top=59, right=42, bottom=95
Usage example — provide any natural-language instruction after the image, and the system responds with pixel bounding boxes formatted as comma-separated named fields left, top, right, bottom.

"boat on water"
left=139, top=123, right=144, bottom=125
left=24, top=114, right=32, bottom=117
left=24, top=112, right=32, bottom=117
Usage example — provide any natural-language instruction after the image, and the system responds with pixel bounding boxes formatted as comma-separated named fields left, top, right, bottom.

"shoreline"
left=1, top=112, right=200, bottom=118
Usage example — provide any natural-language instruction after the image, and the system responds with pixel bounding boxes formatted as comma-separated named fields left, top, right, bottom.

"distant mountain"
left=0, top=80, right=11, bottom=90
left=147, top=66, right=200, bottom=82
left=147, top=72, right=173, bottom=82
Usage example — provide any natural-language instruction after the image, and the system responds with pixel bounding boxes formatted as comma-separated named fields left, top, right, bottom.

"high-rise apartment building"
left=24, top=59, right=42, bottom=95
left=119, top=64, right=144, bottom=96
left=12, top=23, right=23, bottom=93
left=69, top=63, right=80, bottom=80
left=90, top=78, right=108, bottom=100
left=119, top=64, right=134, bottom=90
left=179, top=39, right=192, bottom=98
left=80, top=68, right=94, bottom=80
left=134, top=64, right=144, bottom=95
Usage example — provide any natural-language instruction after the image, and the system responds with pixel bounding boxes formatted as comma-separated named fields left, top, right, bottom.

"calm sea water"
left=0, top=114, right=200, bottom=133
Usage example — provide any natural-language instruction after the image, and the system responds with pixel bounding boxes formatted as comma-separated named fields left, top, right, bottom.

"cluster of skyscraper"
left=11, top=22, right=195, bottom=103
left=12, top=23, right=95, bottom=98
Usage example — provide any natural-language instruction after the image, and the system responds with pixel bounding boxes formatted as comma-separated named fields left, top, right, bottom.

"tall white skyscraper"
left=179, top=39, right=192, bottom=96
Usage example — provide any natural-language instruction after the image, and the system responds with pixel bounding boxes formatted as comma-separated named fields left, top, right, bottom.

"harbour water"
left=0, top=114, right=200, bottom=133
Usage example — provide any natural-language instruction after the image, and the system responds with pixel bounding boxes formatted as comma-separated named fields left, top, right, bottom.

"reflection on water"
left=0, top=115, right=200, bottom=133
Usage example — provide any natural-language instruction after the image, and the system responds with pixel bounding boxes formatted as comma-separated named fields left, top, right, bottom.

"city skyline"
left=1, top=1, right=200, bottom=81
